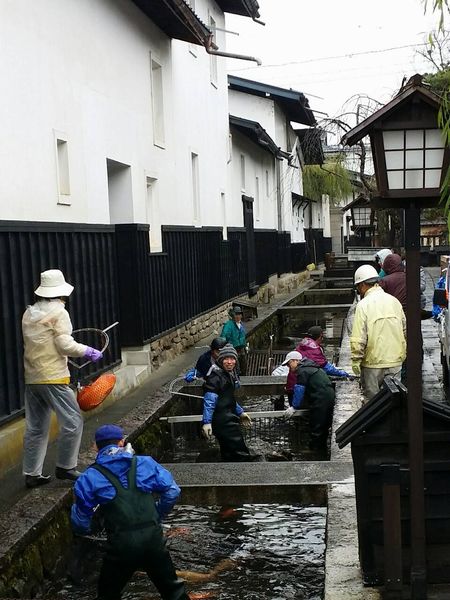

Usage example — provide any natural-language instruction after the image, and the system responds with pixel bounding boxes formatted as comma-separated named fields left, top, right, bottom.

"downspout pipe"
left=205, top=37, right=262, bottom=66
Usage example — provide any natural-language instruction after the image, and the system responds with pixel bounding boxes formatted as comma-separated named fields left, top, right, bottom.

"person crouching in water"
left=71, top=424, right=189, bottom=600
left=202, top=344, right=253, bottom=461
left=283, top=351, right=335, bottom=450
left=296, top=326, right=350, bottom=378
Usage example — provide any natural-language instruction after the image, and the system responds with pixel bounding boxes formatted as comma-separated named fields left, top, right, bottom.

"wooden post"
left=405, top=202, right=427, bottom=598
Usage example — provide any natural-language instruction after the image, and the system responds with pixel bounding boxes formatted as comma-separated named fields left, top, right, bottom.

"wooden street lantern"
left=342, top=74, right=449, bottom=600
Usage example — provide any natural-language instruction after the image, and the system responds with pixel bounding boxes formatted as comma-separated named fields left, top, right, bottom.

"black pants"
left=97, top=544, right=189, bottom=600
left=236, top=347, right=247, bottom=376
left=213, top=412, right=252, bottom=461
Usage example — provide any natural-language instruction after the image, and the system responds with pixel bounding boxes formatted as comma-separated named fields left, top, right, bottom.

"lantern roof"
left=341, top=193, right=371, bottom=213
left=341, top=75, right=443, bottom=147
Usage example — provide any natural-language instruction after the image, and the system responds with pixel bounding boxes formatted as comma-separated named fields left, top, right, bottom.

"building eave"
left=132, top=0, right=212, bottom=46
left=215, top=0, right=261, bottom=18
left=228, top=75, right=316, bottom=127
left=229, top=115, right=286, bottom=159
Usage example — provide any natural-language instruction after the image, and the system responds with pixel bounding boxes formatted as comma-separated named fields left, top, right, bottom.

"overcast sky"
left=225, top=0, right=440, bottom=125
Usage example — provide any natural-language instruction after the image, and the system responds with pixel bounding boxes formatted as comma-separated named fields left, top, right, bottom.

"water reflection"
left=41, top=504, right=325, bottom=600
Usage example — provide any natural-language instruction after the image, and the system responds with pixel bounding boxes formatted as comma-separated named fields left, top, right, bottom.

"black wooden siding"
left=0, top=222, right=120, bottom=424
left=0, top=221, right=327, bottom=423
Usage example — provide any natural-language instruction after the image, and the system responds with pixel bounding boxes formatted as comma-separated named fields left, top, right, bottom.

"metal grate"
left=247, top=350, right=288, bottom=376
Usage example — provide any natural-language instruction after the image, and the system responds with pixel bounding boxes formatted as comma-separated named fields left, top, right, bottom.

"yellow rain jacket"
left=350, top=285, right=406, bottom=369
left=22, top=299, right=87, bottom=384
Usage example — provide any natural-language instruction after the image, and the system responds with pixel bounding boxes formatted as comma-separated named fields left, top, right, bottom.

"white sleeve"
left=53, top=310, right=87, bottom=358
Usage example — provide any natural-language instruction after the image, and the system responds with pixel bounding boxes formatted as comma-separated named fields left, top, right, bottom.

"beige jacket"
left=350, top=285, right=406, bottom=369
left=22, top=299, right=87, bottom=384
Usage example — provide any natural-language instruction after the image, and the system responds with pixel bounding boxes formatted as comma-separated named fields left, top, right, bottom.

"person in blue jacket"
left=202, top=345, right=253, bottom=461
left=184, top=337, right=227, bottom=382
left=70, top=424, right=189, bottom=600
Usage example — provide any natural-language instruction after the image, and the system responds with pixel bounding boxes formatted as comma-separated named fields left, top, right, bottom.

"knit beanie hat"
left=217, top=344, right=238, bottom=364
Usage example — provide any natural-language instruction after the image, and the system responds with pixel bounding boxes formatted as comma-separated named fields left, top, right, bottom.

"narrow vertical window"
left=55, top=135, right=70, bottom=204
left=255, top=176, right=260, bottom=220
left=221, top=192, right=227, bottom=240
left=146, top=176, right=161, bottom=251
left=151, top=57, right=165, bottom=147
left=265, top=169, right=269, bottom=197
left=209, top=15, right=218, bottom=86
left=191, top=152, right=200, bottom=224
left=240, top=154, right=246, bottom=191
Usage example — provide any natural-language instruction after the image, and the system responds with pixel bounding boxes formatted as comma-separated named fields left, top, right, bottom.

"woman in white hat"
left=22, top=269, right=103, bottom=488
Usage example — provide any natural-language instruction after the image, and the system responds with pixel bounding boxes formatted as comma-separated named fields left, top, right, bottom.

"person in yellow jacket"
left=22, top=269, right=103, bottom=488
left=350, top=264, right=406, bottom=402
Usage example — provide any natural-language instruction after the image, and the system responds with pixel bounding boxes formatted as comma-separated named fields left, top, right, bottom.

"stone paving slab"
left=162, top=460, right=354, bottom=487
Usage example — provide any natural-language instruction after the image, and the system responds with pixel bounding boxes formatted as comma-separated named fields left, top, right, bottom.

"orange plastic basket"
left=77, top=374, right=116, bottom=411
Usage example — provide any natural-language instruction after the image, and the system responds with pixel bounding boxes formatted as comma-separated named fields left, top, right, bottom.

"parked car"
left=434, top=258, right=450, bottom=385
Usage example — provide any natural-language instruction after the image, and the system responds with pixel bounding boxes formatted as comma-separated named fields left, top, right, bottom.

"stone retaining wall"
left=148, top=270, right=311, bottom=371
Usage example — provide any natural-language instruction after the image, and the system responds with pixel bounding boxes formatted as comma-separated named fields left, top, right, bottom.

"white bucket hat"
left=282, top=351, right=302, bottom=366
left=34, top=269, right=74, bottom=298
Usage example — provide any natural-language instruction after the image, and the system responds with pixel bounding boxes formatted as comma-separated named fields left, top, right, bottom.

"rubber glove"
left=184, top=368, right=197, bottom=383
left=84, top=346, right=103, bottom=362
left=351, top=361, right=361, bottom=376
left=202, top=424, right=212, bottom=439
left=284, top=406, right=295, bottom=419
left=240, top=412, right=252, bottom=428
left=324, top=362, right=350, bottom=377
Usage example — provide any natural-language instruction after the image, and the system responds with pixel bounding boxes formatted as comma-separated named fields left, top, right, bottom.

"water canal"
left=6, top=278, right=354, bottom=600
left=40, top=504, right=326, bottom=600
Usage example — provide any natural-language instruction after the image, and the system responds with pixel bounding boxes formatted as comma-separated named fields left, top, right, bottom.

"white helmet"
left=354, top=264, right=379, bottom=285
left=374, top=248, right=392, bottom=265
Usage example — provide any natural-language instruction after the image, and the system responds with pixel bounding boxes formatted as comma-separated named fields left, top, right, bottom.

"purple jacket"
left=296, top=337, right=327, bottom=368
left=379, top=254, right=406, bottom=311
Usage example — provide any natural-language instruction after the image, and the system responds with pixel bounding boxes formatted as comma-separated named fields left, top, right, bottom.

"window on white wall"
left=150, top=56, right=165, bottom=148
left=240, top=154, right=246, bottom=191
left=209, top=14, right=218, bottom=86
left=221, top=192, right=227, bottom=240
left=146, top=176, right=161, bottom=251
left=55, top=134, right=70, bottom=204
left=255, top=176, right=260, bottom=221
left=191, top=152, right=200, bottom=224
left=265, top=169, right=269, bottom=198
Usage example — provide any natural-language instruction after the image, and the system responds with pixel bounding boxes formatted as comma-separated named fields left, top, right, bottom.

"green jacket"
left=221, top=319, right=246, bottom=349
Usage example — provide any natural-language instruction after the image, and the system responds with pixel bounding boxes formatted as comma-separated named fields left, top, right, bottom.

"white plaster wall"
left=227, top=131, right=277, bottom=230
left=0, top=0, right=175, bottom=223
left=0, top=0, right=231, bottom=232
left=228, top=90, right=276, bottom=140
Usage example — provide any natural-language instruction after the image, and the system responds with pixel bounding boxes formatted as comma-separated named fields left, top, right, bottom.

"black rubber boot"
left=55, top=467, right=81, bottom=481
left=25, top=474, right=52, bottom=488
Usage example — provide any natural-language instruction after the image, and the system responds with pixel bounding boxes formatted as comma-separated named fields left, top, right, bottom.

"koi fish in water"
left=218, top=507, right=238, bottom=520
left=166, top=526, right=192, bottom=538
left=188, top=592, right=218, bottom=599
left=176, top=558, right=237, bottom=583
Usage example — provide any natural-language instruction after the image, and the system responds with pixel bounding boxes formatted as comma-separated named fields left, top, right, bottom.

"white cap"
left=34, top=269, right=74, bottom=298
left=354, top=264, right=379, bottom=286
left=282, top=351, right=302, bottom=366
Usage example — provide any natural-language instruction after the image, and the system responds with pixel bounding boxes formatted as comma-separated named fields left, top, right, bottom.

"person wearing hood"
left=378, top=253, right=406, bottom=311
left=296, top=326, right=350, bottom=377
left=202, top=344, right=253, bottom=461
left=283, top=351, right=335, bottom=450
left=374, top=248, right=392, bottom=278
left=184, top=337, right=227, bottom=382
left=220, top=306, right=248, bottom=375
left=22, top=269, right=103, bottom=488
left=71, top=425, right=189, bottom=600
